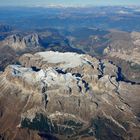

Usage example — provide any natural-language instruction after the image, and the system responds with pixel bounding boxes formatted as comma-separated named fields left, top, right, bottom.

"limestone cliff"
left=0, top=51, right=140, bottom=140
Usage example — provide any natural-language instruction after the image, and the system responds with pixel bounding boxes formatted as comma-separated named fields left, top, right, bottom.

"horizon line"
left=0, top=5, right=140, bottom=8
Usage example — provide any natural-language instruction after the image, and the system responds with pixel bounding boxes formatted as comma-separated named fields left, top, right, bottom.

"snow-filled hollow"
left=35, top=51, right=88, bottom=68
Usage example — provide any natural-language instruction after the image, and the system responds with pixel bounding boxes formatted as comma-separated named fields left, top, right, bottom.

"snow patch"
left=36, top=51, right=88, bottom=69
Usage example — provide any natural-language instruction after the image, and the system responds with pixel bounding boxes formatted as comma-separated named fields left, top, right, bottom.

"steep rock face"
left=0, top=33, right=40, bottom=51
left=103, top=31, right=140, bottom=83
left=0, top=33, right=44, bottom=71
left=0, top=46, right=17, bottom=71
left=104, top=31, right=140, bottom=64
left=0, top=51, right=140, bottom=140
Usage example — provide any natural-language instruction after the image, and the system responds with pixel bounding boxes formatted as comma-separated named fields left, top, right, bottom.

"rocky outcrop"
left=0, top=51, right=140, bottom=140
left=103, top=31, right=140, bottom=83
left=0, top=33, right=44, bottom=71
left=104, top=31, right=140, bottom=64
left=0, top=33, right=40, bottom=51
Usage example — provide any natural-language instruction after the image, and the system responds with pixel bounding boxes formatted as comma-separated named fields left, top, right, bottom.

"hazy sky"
left=0, top=0, right=140, bottom=7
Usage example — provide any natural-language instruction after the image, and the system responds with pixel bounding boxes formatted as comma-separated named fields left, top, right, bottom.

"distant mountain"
left=0, top=32, right=43, bottom=71
left=0, top=33, right=40, bottom=51
left=0, top=24, right=13, bottom=32
left=0, top=24, right=14, bottom=41
left=103, top=31, right=140, bottom=83
left=0, top=6, right=140, bottom=31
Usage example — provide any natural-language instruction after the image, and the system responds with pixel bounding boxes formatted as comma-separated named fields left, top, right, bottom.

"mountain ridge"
left=0, top=51, right=140, bottom=140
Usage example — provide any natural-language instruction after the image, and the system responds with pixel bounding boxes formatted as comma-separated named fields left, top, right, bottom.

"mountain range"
left=0, top=6, right=140, bottom=140
left=0, top=51, right=140, bottom=140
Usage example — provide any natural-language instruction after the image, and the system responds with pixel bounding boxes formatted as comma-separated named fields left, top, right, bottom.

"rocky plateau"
left=0, top=51, right=140, bottom=140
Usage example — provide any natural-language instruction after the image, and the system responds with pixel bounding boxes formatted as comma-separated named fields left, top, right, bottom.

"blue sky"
left=0, top=0, right=140, bottom=7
